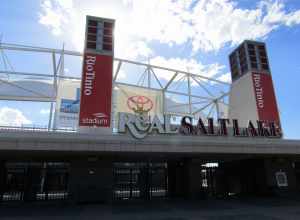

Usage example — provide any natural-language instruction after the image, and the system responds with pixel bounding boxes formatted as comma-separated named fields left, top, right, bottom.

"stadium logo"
left=82, top=112, right=109, bottom=126
left=127, top=96, right=153, bottom=115
left=93, top=112, right=108, bottom=118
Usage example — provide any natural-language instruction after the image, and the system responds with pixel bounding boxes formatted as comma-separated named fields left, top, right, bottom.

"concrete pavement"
left=1, top=198, right=300, bottom=220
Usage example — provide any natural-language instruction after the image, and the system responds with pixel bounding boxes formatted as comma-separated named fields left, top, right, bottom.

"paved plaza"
left=1, top=197, right=300, bottom=220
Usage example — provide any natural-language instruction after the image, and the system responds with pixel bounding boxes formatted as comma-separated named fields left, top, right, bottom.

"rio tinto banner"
left=79, top=16, right=114, bottom=127
left=252, top=72, right=281, bottom=127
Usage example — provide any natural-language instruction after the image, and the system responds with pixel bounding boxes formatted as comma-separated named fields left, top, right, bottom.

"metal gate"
left=200, top=163, right=218, bottom=198
left=113, top=162, right=168, bottom=200
left=0, top=162, right=69, bottom=202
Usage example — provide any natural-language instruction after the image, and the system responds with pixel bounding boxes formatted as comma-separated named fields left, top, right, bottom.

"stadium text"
left=118, top=112, right=282, bottom=139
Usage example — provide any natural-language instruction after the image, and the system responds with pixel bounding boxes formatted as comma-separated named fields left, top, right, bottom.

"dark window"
left=259, top=51, right=267, bottom=57
left=104, top=28, right=113, bottom=36
left=86, top=42, right=96, bottom=49
left=229, top=53, right=236, bottom=64
left=88, top=19, right=98, bottom=26
left=258, top=45, right=265, bottom=51
left=248, top=50, right=255, bottom=56
left=247, top=43, right=255, bottom=50
left=103, top=36, right=113, bottom=43
left=104, top=22, right=113, bottom=28
left=87, top=34, right=97, bottom=41
left=231, top=69, right=239, bottom=80
left=251, top=62, right=258, bottom=69
left=262, top=64, right=269, bottom=71
left=250, top=56, right=257, bottom=62
left=260, top=58, right=268, bottom=64
left=103, top=44, right=112, bottom=51
left=88, top=27, right=97, bottom=34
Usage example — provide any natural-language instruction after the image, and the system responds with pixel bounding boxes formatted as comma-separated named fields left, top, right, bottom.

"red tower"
left=228, top=40, right=281, bottom=133
left=79, top=16, right=114, bottom=130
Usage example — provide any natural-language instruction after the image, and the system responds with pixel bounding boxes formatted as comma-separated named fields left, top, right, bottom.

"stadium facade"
left=0, top=16, right=300, bottom=204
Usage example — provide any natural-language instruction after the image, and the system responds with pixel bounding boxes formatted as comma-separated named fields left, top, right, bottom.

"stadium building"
left=0, top=16, right=300, bottom=204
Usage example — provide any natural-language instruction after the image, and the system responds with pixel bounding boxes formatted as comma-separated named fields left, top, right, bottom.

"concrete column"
left=167, top=161, right=176, bottom=198
left=185, top=159, right=202, bottom=199
left=167, top=160, right=186, bottom=198
left=69, top=157, right=113, bottom=203
left=215, top=162, right=229, bottom=197
left=0, top=160, right=5, bottom=202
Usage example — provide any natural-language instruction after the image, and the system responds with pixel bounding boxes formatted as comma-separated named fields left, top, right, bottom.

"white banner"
left=114, top=84, right=163, bottom=117
left=54, top=79, right=80, bottom=129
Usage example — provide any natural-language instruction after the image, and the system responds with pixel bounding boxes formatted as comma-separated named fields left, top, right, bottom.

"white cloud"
left=37, top=0, right=300, bottom=87
left=40, top=109, right=50, bottom=114
left=38, top=0, right=300, bottom=55
left=39, top=0, right=152, bottom=59
left=123, top=0, right=194, bottom=45
left=216, top=72, right=232, bottom=83
left=0, top=107, right=32, bottom=126
left=285, top=10, right=300, bottom=26
left=188, top=0, right=300, bottom=52
left=64, top=68, right=70, bottom=73
left=150, top=56, right=226, bottom=84
left=125, top=41, right=154, bottom=60
left=39, top=0, right=74, bottom=36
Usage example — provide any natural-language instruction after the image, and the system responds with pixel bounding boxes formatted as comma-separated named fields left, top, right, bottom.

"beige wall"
left=229, top=72, right=258, bottom=127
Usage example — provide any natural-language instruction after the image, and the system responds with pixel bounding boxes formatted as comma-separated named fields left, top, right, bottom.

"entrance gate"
left=113, top=162, right=168, bottom=200
left=200, top=164, right=218, bottom=198
left=0, top=162, right=69, bottom=202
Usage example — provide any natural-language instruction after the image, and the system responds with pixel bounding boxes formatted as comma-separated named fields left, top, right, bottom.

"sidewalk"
left=1, top=198, right=300, bottom=220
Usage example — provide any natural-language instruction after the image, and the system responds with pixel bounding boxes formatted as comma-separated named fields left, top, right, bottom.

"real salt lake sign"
left=118, top=112, right=282, bottom=139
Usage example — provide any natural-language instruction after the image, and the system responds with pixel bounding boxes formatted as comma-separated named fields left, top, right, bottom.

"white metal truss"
left=0, top=42, right=231, bottom=130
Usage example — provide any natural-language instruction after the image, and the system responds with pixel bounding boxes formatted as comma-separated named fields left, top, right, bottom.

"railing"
left=0, top=125, right=76, bottom=133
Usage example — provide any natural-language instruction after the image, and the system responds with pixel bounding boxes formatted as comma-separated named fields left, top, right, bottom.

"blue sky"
left=0, top=0, right=300, bottom=139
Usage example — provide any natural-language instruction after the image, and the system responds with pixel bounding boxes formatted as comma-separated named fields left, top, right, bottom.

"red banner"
left=79, top=53, right=113, bottom=127
left=252, top=72, right=280, bottom=124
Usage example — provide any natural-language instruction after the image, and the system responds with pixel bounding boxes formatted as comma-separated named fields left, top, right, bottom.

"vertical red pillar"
left=252, top=72, right=280, bottom=126
left=79, top=16, right=114, bottom=128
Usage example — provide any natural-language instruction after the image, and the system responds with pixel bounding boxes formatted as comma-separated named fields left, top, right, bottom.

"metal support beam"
left=207, top=104, right=215, bottom=118
left=0, top=70, right=80, bottom=80
left=147, top=66, right=151, bottom=88
left=52, top=52, right=57, bottom=96
left=0, top=43, right=231, bottom=85
left=0, top=42, right=230, bottom=131
left=192, top=101, right=213, bottom=115
left=150, top=68, right=163, bottom=89
left=187, top=74, right=192, bottom=114
left=48, top=102, right=54, bottom=130
left=191, top=76, right=215, bottom=98
left=215, top=101, right=220, bottom=119
left=163, top=71, right=178, bottom=91
left=113, top=61, right=122, bottom=81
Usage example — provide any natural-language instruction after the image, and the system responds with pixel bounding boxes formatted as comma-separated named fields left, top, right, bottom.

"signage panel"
left=79, top=53, right=113, bottom=127
left=118, top=112, right=282, bottom=139
left=115, top=84, right=163, bottom=116
left=55, top=80, right=80, bottom=129
left=252, top=72, right=280, bottom=126
left=79, top=16, right=114, bottom=128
